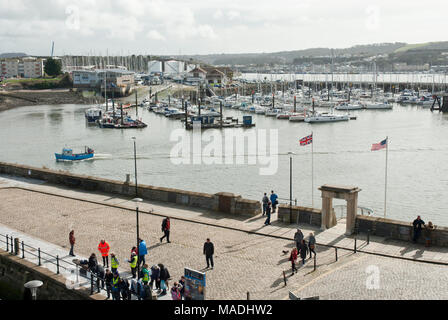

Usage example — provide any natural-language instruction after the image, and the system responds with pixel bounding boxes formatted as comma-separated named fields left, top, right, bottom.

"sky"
left=1, top=0, right=448, bottom=56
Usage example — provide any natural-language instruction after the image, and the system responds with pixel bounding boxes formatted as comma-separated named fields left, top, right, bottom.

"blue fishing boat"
left=55, top=147, right=94, bottom=161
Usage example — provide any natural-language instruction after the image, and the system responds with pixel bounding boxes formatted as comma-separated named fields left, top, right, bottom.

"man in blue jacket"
left=138, top=238, right=148, bottom=268
left=270, top=190, right=278, bottom=213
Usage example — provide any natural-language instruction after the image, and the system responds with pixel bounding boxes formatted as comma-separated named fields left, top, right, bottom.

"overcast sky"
left=1, top=0, right=447, bottom=56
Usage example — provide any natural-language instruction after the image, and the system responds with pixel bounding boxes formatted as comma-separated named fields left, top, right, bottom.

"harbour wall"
left=0, top=162, right=261, bottom=217
left=0, top=249, right=103, bottom=300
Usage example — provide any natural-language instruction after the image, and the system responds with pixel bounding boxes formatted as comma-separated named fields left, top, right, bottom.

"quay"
left=1, top=165, right=448, bottom=300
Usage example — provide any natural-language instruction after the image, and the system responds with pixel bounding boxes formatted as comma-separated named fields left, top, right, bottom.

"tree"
left=44, top=58, right=62, bottom=77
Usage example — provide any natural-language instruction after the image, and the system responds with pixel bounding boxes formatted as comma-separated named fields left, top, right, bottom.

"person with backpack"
left=160, top=217, right=171, bottom=243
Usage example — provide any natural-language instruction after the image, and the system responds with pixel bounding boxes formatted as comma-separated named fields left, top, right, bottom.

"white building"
left=148, top=60, right=163, bottom=74
left=164, top=60, right=185, bottom=76
left=0, top=57, right=44, bottom=78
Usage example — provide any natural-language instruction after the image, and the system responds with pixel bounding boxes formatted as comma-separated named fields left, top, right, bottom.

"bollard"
left=90, top=274, right=94, bottom=295
left=56, top=255, right=60, bottom=274
left=354, top=237, right=357, bottom=253
left=335, top=248, right=338, bottom=262
left=22, top=241, right=24, bottom=259
left=14, top=238, right=19, bottom=256
left=283, top=271, right=287, bottom=286
left=367, top=230, right=370, bottom=245
left=38, top=248, right=41, bottom=266
left=6, top=235, right=9, bottom=252
left=247, top=292, right=250, bottom=300
left=10, top=236, right=13, bottom=254
left=314, top=255, right=316, bottom=271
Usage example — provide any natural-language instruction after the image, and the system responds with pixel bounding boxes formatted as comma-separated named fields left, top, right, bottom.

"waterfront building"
left=0, top=57, right=45, bottom=78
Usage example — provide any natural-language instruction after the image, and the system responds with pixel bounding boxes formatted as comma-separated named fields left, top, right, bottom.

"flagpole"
left=384, top=136, right=388, bottom=218
left=311, top=131, right=314, bottom=208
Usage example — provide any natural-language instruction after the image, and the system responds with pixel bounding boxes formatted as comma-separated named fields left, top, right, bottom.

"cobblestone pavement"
left=0, top=188, right=356, bottom=300
left=292, top=254, right=448, bottom=300
left=1, top=177, right=448, bottom=300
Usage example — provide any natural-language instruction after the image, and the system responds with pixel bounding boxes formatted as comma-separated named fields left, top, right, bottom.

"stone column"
left=345, top=193, right=358, bottom=235
left=321, top=196, right=333, bottom=230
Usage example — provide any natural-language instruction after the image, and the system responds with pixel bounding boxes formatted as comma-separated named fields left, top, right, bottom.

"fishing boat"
left=55, top=147, right=94, bottom=161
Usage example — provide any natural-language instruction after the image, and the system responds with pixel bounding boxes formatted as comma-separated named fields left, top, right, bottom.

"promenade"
left=1, top=174, right=447, bottom=300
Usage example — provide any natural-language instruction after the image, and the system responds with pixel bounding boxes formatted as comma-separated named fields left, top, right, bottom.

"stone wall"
left=0, top=249, right=103, bottom=300
left=277, top=204, right=322, bottom=226
left=356, top=215, right=448, bottom=246
left=0, top=162, right=261, bottom=216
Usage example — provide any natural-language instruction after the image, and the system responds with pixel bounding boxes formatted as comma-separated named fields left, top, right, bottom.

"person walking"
left=97, top=239, right=111, bottom=268
left=299, top=240, right=308, bottom=266
left=264, top=202, right=272, bottom=226
left=104, top=268, right=114, bottom=299
left=160, top=217, right=171, bottom=243
left=110, top=253, right=119, bottom=275
left=289, top=247, right=298, bottom=275
left=308, top=232, right=316, bottom=259
left=412, top=216, right=426, bottom=243
left=69, top=230, right=76, bottom=257
left=294, top=229, right=304, bottom=249
left=128, top=252, right=138, bottom=279
left=270, top=190, right=278, bottom=213
left=262, top=193, right=269, bottom=216
left=141, top=264, right=150, bottom=286
left=138, top=238, right=148, bottom=268
left=203, top=238, right=215, bottom=269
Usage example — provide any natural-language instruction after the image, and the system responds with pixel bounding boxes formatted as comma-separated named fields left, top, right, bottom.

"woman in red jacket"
left=289, top=247, right=298, bottom=275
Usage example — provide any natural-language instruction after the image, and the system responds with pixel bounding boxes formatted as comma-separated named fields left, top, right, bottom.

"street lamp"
left=132, top=197, right=143, bottom=279
left=132, top=137, right=138, bottom=197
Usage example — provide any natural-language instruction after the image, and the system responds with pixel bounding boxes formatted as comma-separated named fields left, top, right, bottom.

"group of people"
left=262, top=191, right=278, bottom=226
left=69, top=216, right=216, bottom=300
left=413, top=215, right=435, bottom=247
left=289, top=229, right=316, bottom=275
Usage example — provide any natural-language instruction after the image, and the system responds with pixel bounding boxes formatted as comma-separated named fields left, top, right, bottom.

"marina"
left=1, top=98, right=447, bottom=225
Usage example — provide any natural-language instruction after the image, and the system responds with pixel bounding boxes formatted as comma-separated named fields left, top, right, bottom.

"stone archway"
left=318, top=185, right=362, bottom=235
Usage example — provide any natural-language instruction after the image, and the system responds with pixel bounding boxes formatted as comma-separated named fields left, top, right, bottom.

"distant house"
left=72, top=69, right=135, bottom=96
left=202, top=67, right=228, bottom=87
left=185, top=67, right=207, bottom=85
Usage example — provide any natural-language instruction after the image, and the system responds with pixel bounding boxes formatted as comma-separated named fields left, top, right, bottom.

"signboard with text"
left=184, top=268, right=206, bottom=300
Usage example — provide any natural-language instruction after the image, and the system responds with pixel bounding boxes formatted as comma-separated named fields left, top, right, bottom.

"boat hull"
left=55, top=153, right=94, bottom=161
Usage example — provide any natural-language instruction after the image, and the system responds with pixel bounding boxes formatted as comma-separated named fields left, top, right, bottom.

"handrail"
left=0, top=232, right=106, bottom=295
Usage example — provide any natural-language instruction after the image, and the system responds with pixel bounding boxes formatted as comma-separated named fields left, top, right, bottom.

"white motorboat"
left=365, top=102, right=392, bottom=109
left=265, top=109, right=281, bottom=117
left=304, top=112, right=349, bottom=123
left=335, top=102, right=364, bottom=111
left=289, top=114, right=306, bottom=122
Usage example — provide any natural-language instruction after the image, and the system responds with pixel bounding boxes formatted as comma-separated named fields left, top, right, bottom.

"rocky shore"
left=0, top=89, right=96, bottom=112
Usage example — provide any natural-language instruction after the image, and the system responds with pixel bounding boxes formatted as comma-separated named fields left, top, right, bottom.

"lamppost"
left=132, top=137, right=138, bottom=197
left=131, top=137, right=141, bottom=279
left=287, top=152, right=295, bottom=223
left=133, top=197, right=143, bottom=279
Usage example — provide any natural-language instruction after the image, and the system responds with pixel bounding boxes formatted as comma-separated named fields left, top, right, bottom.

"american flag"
left=300, top=134, right=313, bottom=146
left=371, top=138, right=387, bottom=151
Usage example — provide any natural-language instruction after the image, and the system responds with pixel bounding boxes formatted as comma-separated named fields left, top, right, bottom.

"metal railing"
left=0, top=232, right=105, bottom=296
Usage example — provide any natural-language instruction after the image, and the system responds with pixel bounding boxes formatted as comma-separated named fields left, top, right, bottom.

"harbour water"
left=1, top=103, right=448, bottom=225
